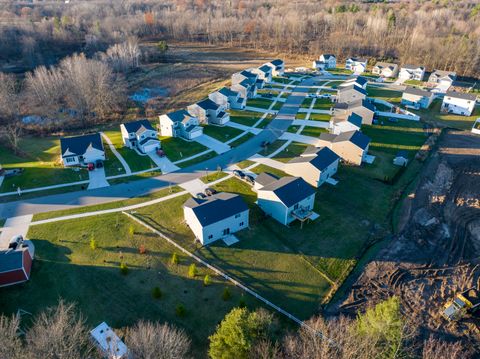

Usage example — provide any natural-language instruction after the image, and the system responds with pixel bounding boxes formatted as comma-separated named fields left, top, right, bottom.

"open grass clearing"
left=301, top=126, right=328, bottom=137
left=366, top=86, right=402, bottom=103
left=273, top=142, right=308, bottom=163
left=202, top=125, right=244, bottom=143
left=160, top=137, right=208, bottom=162
left=229, top=110, right=264, bottom=126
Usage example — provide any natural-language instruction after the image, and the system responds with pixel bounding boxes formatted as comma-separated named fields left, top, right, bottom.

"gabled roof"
left=404, top=87, right=432, bottom=98
left=333, top=130, right=370, bottom=150
left=259, top=177, right=315, bottom=208
left=60, top=133, right=104, bottom=157
left=138, top=137, right=160, bottom=146
left=165, top=109, right=195, bottom=124
left=431, top=70, right=456, bottom=79
left=218, top=87, right=239, bottom=97
left=288, top=146, right=340, bottom=172
left=319, top=133, right=337, bottom=142
left=344, top=76, right=368, bottom=87
left=258, top=64, right=272, bottom=73
left=445, top=91, right=477, bottom=101
left=123, top=119, right=155, bottom=134
left=232, top=79, right=251, bottom=90
left=338, top=84, right=367, bottom=96
left=337, top=99, right=375, bottom=112
left=195, top=98, right=219, bottom=111
left=374, top=62, right=398, bottom=70
left=0, top=249, right=25, bottom=273
left=270, top=59, right=284, bottom=66
left=347, top=57, right=367, bottom=63
left=255, top=172, right=279, bottom=187
left=347, top=112, right=363, bottom=127
left=184, top=192, right=248, bottom=227
left=240, top=70, right=257, bottom=79
left=321, top=54, right=335, bottom=60
left=401, top=64, right=424, bottom=71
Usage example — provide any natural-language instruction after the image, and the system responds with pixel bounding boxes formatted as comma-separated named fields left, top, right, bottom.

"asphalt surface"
left=0, top=80, right=315, bottom=218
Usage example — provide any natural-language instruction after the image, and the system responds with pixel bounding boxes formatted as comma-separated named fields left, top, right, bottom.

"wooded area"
left=0, top=0, right=479, bottom=77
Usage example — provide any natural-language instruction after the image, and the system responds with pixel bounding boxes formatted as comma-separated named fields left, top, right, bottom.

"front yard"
left=247, top=98, right=282, bottom=110
left=202, top=125, right=244, bottom=143
left=160, top=137, right=209, bottom=162
left=229, top=110, right=264, bottom=126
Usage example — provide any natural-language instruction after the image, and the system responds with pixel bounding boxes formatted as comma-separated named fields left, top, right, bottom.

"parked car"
left=87, top=163, right=95, bottom=171
left=157, top=149, right=166, bottom=157
left=204, top=188, right=217, bottom=196
left=233, top=170, right=245, bottom=179
left=318, top=93, right=332, bottom=99
left=307, top=93, right=317, bottom=98
left=245, top=175, right=255, bottom=185
left=196, top=192, right=206, bottom=199
left=95, top=160, right=103, bottom=168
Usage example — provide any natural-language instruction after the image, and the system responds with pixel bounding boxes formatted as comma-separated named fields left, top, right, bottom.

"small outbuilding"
left=90, top=322, right=128, bottom=359
left=393, top=150, right=409, bottom=166
left=0, top=240, right=35, bottom=288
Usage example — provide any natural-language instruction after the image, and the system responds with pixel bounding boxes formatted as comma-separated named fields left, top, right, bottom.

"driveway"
left=147, top=152, right=180, bottom=174
left=179, top=179, right=207, bottom=196
left=0, top=214, right=33, bottom=249
left=279, top=132, right=320, bottom=146
left=292, top=120, right=329, bottom=128
left=194, top=135, right=231, bottom=154
left=87, top=167, right=109, bottom=190
left=225, top=122, right=261, bottom=135
left=249, top=154, right=286, bottom=171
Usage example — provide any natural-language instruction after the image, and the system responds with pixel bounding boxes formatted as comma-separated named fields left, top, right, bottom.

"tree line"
left=0, top=0, right=479, bottom=77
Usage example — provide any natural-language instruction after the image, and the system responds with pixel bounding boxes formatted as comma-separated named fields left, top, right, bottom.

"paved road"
left=0, top=80, right=315, bottom=219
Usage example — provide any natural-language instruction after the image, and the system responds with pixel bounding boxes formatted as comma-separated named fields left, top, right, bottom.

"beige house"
left=372, top=62, right=399, bottom=78
left=336, top=84, right=367, bottom=104
left=329, top=112, right=363, bottom=135
left=332, top=99, right=375, bottom=125
left=285, top=147, right=340, bottom=187
left=330, top=130, right=371, bottom=165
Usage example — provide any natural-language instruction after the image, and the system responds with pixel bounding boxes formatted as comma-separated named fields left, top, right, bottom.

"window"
left=239, top=222, right=244, bottom=227
left=66, top=157, right=75, bottom=163
left=208, top=235, right=213, bottom=239
left=235, top=214, right=241, bottom=218
left=294, top=203, right=299, bottom=210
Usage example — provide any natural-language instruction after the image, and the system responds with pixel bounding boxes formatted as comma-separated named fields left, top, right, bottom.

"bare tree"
left=0, top=314, right=25, bottom=359
left=2, top=120, right=23, bottom=154
left=422, top=335, right=474, bottom=359
left=101, top=37, right=141, bottom=73
left=126, top=320, right=191, bottom=359
left=0, top=72, right=18, bottom=120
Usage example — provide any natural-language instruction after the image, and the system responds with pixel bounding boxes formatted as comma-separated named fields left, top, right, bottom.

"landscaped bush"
left=151, top=286, right=162, bottom=299
left=175, top=304, right=186, bottom=317
left=120, top=262, right=129, bottom=275
left=171, top=252, right=179, bottom=265
left=222, top=287, right=231, bottom=301
left=203, top=275, right=211, bottom=286
left=188, top=263, right=197, bottom=278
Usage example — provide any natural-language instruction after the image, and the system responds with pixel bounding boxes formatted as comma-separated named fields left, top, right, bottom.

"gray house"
left=159, top=109, right=203, bottom=140
left=209, top=87, right=246, bottom=110
left=401, top=87, right=434, bottom=109
left=337, top=84, right=367, bottom=104
left=187, top=98, right=230, bottom=125
left=333, top=99, right=375, bottom=125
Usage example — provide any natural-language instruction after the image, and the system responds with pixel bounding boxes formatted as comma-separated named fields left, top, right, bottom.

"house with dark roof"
left=312, top=60, right=326, bottom=71
left=399, top=65, right=425, bottom=81
left=345, top=57, right=368, bottom=73
left=264, top=59, right=285, bottom=76
left=340, top=76, right=368, bottom=90
left=187, top=98, right=230, bottom=125
left=253, top=172, right=279, bottom=191
left=159, top=109, right=203, bottom=140
left=329, top=112, right=363, bottom=135
left=232, top=70, right=260, bottom=88
left=183, top=192, right=249, bottom=245
left=441, top=91, right=477, bottom=116
left=0, top=241, right=34, bottom=288
left=331, top=130, right=371, bottom=165
left=332, top=99, right=375, bottom=125
left=401, top=87, right=434, bottom=109
left=337, top=84, right=367, bottom=104
left=319, top=54, right=336, bottom=69
left=231, top=78, right=257, bottom=99
left=251, top=65, right=273, bottom=83
left=428, top=70, right=456, bottom=85
left=209, top=87, right=245, bottom=110
left=60, top=133, right=105, bottom=167
left=257, top=176, right=316, bottom=226
left=120, top=119, right=160, bottom=154
left=285, top=147, right=340, bottom=187
left=372, top=62, right=399, bottom=78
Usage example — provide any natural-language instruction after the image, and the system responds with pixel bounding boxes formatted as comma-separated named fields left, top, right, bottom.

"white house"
left=187, top=99, right=230, bottom=125
left=337, top=84, right=367, bottom=104
left=312, top=60, right=326, bottom=71
left=209, top=87, right=245, bottom=110
left=319, top=54, right=336, bottom=69
left=90, top=322, right=128, bottom=359
left=428, top=70, right=456, bottom=85
left=183, top=192, right=249, bottom=245
left=441, top=91, right=477, bottom=116
left=340, top=76, right=368, bottom=90
left=345, top=57, right=368, bottom=73
left=120, top=119, right=160, bottom=154
left=159, top=109, right=203, bottom=140
left=257, top=176, right=316, bottom=226
left=231, top=79, right=256, bottom=99
left=372, top=62, right=399, bottom=78
left=330, top=130, right=371, bottom=165
left=264, top=59, right=285, bottom=76
left=472, top=118, right=480, bottom=135
left=401, top=87, right=434, bottom=109
left=329, top=112, right=363, bottom=135
left=285, top=146, right=340, bottom=188
left=232, top=70, right=263, bottom=89
left=399, top=65, right=425, bottom=81
left=251, top=65, right=273, bottom=83
left=60, top=133, right=105, bottom=167
left=332, top=99, right=376, bottom=125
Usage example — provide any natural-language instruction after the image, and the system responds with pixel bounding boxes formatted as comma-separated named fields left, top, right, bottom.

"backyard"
left=366, top=86, right=403, bottom=104
left=159, top=137, right=209, bottom=162
left=202, top=124, right=243, bottom=143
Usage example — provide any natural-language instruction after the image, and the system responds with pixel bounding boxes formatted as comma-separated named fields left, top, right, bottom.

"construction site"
left=336, top=129, right=480, bottom=350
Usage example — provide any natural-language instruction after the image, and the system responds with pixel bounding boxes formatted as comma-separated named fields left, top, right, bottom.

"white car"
left=9, top=235, right=24, bottom=250
left=318, top=93, right=332, bottom=99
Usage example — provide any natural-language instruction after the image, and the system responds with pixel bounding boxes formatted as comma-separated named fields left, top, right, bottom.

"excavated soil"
left=338, top=130, right=480, bottom=348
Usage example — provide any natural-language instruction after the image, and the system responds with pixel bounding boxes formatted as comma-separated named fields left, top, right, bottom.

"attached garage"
left=139, top=138, right=160, bottom=153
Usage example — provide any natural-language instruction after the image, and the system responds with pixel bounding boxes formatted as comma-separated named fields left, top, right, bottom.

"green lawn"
left=102, top=130, right=157, bottom=173
left=160, top=137, right=208, bottom=162
left=309, top=113, right=331, bottom=121
left=256, top=114, right=275, bottom=129
left=202, top=125, right=243, bottom=143
left=295, top=112, right=308, bottom=120
left=103, top=146, right=127, bottom=177
left=272, top=77, right=291, bottom=84
left=229, top=110, right=263, bottom=126
left=301, top=97, right=314, bottom=108
left=272, top=101, right=283, bottom=111
left=325, top=80, right=343, bottom=89
left=247, top=98, right=275, bottom=109
left=2, top=203, right=259, bottom=356
left=287, top=125, right=301, bottom=133
left=313, top=98, right=333, bottom=110
left=0, top=137, right=88, bottom=192
left=175, top=151, right=216, bottom=169
left=200, top=171, right=229, bottom=184
left=236, top=160, right=255, bottom=169
left=273, top=142, right=308, bottom=163
left=404, top=79, right=425, bottom=87
left=366, top=86, right=403, bottom=103
left=250, top=164, right=288, bottom=178
left=301, top=126, right=328, bottom=137
left=327, top=68, right=353, bottom=75
left=259, top=140, right=288, bottom=157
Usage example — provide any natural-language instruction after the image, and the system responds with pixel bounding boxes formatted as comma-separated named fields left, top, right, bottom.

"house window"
left=66, top=157, right=75, bottom=163
left=235, top=214, right=241, bottom=218
left=239, top=222, right=244, bottom=227
left=294, top=203, right=299, bottom=210
left=208, top=235, right=213, bottom=239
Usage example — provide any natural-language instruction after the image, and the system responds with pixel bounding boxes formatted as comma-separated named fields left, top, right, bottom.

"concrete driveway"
left=147, top=152, right=180, bottom=174
left=87, top=167, right=109, bottom=190
left=194, top=135, right=231, bottom=154
left=0, top=214, right=33, bottom=249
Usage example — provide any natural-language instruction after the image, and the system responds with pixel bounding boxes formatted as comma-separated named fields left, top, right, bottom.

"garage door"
left=143, top=142, right=159, bottom=153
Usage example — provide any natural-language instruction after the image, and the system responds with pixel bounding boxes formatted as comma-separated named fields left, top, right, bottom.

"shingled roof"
left=60, top=133, right=104, bottom=157
left=259, top=177, right=315, bottom=208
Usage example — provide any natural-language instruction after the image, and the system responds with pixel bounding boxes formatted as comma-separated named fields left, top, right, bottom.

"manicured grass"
left=295, top=112, right=308, bottom=120
left=236, top=160, right=255, bottom=169
left=160, top=137, right=208, bottom=162
left=32, top=186, right=184, bottom=221
left=200, top=171, right=229, bottom=184
left=273, top=142, right=308, bottom=163
left=366, top=86, right=402, bottom=103
left=3, top=205, right=258, bottom=356
left=313, top=98, right=333, bottom=110
left=0, top=137, right=88, bottom=192
left=272, top=77, right=291, bottom=84
left=250, top=164, right=288, bottom=179
left=103, top=146, right=127, bottom=177
left=301, top=126, right=328, bottom=137
left=102, top=130, right=157, bottom=173
left=259, top=140, right=288, bottom=156
left=301, top=97, right=314, bottom=108
left=228, top=132, right=255, bottom=147
left=202, top=125, right=243, bottom=143
left=309, top=113, right=331, bottom=121
left=327, top=68, right=353, bottom=75
left=272, top=101, right=283, bottom=111
left=404, top=79, right=425, bottom=87
left=256, top=114, right=275, bottom=129
left=176, top=151, right=216, bottom=168
left=410, top=99, right=479, bottom=130
left=247, top=98, right=275, bottom=109
left=229, top=110, right=263, bottom=126
left=326, top=80, right=343, bottom=89
left=287, top=125, right=301, bottom=133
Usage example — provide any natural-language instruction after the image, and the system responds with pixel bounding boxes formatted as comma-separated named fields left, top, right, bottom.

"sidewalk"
left=225, top=121, right=261, bottom=135
left=292, top=120, right=329, bottom=128
left=0, top=214, right=33, bottom=248
left=194, top=134, right=231, bottom=154
left=100, top=132, right=132, bottom=174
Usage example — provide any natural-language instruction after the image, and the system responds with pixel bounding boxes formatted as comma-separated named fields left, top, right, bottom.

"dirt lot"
left=335, top=130, right=480, bottom=350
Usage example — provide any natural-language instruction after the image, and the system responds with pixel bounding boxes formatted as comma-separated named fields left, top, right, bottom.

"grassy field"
left=366, top=86, right=403, bottom=103
left=202, top=125, right=243, bottom=143
left=103, top=146, right=127, bottom=177
left=229, top=110, right=264, bottom=126
left=325, top=80, right=343, bottom=89
left=410, top=99, right=479, bottom=130
left=309, top=113, right=331, bottom=121
left=256, top=114, right=275, bottom=129
left=259, top=140, right=288, bottom=157
left=313, top=98, right=333, bottom=110
left=200, top=171, right=229, bottom=184
left=301, top=97, right=314, bottom=108
left=273, top=142, right=308, bottom=163
left=327, top=68, right=353, bottom=75
left=0, top=137, right=88, bottom=193
left=159, top=137, right=208, bottom=162
left=301, top=126, right=328, bottom=137
left=247, top=98, right=275, bottom=109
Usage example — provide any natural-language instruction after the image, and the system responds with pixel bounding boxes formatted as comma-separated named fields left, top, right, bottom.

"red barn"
left=0, top=245, right=34, bottom=288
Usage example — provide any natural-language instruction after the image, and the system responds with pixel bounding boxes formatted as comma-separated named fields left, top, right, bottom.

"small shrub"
left=175, top=304, right=186, bottom=317
left=222, top=287, right=231, bottom=301
left=204, top=274, right=211, bottom=286
left=188, top=263, right=197, bottom=278
left=171, top=252, right=179, bottom=265
left=151, top=286, right=162, bottom=299
left=128, top=225, right=135, bottom=239
left=89, top=235, right=97, bottom=250
left=239, top=296, right=247, bottom=308
left=120, top=262, right=129, bottom=275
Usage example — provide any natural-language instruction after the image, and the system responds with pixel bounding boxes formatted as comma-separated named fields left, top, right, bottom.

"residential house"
left=232, top=70, right=264, bottom=89
left=183, top=192, right=249, bottom=245
left=159, top=109, right=203, bottom=140
left=340, top=76, right=368, bottom=90
left=336, top=84, right=367, bottom=104
left=393, top=150, right=409, bottom=166
left=372, top=62, right=399, bottom=78
left=428, top=70, right=456, bottom=85
left=401, top=87, right=434, bottom=109
left=187, top=98, right=230, bottom=125
left=441, top=91, right=477, bottom=116
left=329, top=112, right=363, bottom=135
left=231, top=79, right=257, bottom=99
left=0, top=241, right=34, bottom=288
left=330, top=130, right=371, bottom=165
left=257, top=176, right=316, bottom=226
left=120, top=119, right=160, bottom=154
left=399, top=65, right=425, bottom=81
left=253, top=172, right=279, bottom=191
left=60, top=133, right=105, bottom=167
left=285, top=146, right=340, bottom=187
left=264, top=59, right=285, bottom=76
left=312, top=60, right=326, bottom=71
left=90, top=322, right=128, bottom=359
left=345, top=57, right=368, bottom=73
left=209, top=87, right=245, bottom=110
left=332, top=99, right=376, bottom=125
left=319, top=54, right=336, bottom=69
left=251, top=65, right=273, bottom=83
